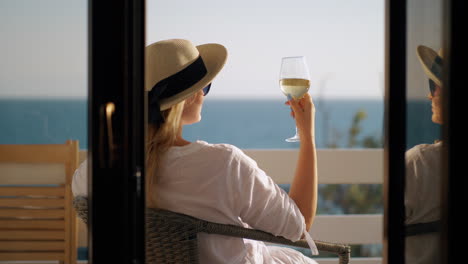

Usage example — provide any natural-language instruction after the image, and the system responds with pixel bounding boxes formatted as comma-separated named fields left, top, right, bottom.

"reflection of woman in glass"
left=72, top=39, right=319, bottom=263
left=405, top=45, right=443, bottom=264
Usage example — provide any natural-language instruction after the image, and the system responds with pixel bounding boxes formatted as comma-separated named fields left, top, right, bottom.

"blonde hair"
left=146, top=101, right=185, bottom=207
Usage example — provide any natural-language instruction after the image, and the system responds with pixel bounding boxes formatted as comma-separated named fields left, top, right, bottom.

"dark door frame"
left=88, top=0, right=146, bottom=263
left=384, top=0, right=406, bottom=262
left=441, top=0, right=466, bottom=262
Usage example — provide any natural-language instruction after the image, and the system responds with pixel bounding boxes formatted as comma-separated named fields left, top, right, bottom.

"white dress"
left=405, top=142, right=442, bottom=264
left=72, top=140, right=318, bottom=264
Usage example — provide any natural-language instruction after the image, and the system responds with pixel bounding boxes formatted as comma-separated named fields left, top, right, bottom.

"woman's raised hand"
left=285, top=93, right=315, bottom=141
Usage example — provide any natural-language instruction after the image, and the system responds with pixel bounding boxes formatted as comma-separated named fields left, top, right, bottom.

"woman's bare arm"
left=286, top=93, right=318, bottom=230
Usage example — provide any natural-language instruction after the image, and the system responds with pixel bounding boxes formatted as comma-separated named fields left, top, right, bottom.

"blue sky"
left=1, top=0, right=389, bottom=99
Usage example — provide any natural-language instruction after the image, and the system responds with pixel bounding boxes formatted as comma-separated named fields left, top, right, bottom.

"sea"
left=0, top=98, right=440, bottom=149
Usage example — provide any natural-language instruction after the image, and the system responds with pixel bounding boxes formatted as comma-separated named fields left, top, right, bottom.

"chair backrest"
left=73, top=195, right=350, bottom=264
left=405, top=220, right=441, bottom=236
left=146, top=208, right=200, bottom=263
left=73, top=196, right=200, bottom=264
left=0, top=140, right=79, bottom=263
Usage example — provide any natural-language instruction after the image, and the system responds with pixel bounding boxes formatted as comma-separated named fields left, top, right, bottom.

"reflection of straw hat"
left=145, top=39, right=227, bottom=113
left=416, top=45, right=443, bottom=87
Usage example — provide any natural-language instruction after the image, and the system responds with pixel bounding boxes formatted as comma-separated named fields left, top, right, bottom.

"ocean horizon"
left=0, top=98, right=439, bottom=149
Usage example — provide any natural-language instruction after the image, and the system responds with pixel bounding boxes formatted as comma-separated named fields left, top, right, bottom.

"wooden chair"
left=0, top=140, right=79, bottom=264
left=73, top=196, right=351, bottom=264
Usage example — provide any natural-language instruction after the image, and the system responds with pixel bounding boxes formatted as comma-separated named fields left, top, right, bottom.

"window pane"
left=147, top=0, right=384, bottom=260
left=0, top=0, right=88, bottom=262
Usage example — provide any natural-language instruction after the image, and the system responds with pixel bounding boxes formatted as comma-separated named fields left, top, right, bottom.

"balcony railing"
left=244, top=149, right=384, bottom=264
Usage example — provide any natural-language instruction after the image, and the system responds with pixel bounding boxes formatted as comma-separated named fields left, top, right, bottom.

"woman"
left=73, top=39, right=319, bottom=263
left=405, top=45, right=444, bottom=264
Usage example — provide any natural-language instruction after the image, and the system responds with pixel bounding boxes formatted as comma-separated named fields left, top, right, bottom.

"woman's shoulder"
left=198, top=141, right=256, bottom=164
left=71, top=159, right=88, bottom=197
left=199, top=141, right=245, bottom=158
left=406, top=142, right=442, bottom=162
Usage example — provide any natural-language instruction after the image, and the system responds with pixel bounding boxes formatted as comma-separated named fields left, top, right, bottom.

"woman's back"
left=153, top=140, right=314, bottom=263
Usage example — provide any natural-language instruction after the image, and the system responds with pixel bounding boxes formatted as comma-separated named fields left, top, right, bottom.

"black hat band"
left=148, top=56, right=208, bottom=125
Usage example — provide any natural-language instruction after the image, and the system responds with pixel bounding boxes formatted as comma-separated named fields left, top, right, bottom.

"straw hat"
left=145, top=39, right=227, bottom=118
left=416, top=45, right=443, bottom=87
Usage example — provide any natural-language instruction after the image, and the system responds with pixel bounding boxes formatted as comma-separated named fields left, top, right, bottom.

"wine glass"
left=279, top=56, right=311, bottom=142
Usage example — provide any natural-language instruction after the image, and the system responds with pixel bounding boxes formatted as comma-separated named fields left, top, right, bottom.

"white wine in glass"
left=279, top=56, right=311, bottom=142
left=280, top=78, right=311, bottom=99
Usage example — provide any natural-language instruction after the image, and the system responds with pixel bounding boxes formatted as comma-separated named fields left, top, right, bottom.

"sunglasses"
left=202, top=83, right=211, bottom=96
left=428, top=55, right=442, bottom=97
left=428, top=79, right=441, bottom=97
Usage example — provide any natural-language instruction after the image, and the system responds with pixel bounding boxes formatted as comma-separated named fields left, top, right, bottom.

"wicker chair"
left=73, top=196, right=350, bottom=264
